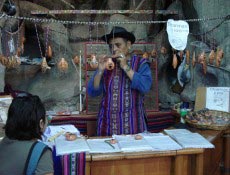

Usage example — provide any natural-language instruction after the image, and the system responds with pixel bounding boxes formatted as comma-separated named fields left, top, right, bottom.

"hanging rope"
left=0, top=13, right=229, bottom=26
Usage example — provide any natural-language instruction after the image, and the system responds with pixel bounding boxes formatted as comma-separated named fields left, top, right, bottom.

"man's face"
left=108, top=37, right=131, bottom=56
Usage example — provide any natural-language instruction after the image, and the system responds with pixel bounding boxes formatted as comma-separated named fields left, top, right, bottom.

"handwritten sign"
left=166, top=19, right=189, bottom=50
left=206, top=87, right=230, bottom=112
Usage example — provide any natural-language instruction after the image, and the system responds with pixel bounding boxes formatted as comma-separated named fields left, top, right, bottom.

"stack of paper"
left=164, top=129, right=214, bottom=149
left=87, top=138, right=121, bottom=153
left=144, top=135, right=182, bottom=151
left=55, top=136, right=90, bottom=156
left=114, top=135, right=153, bottom=152
left=164, top=129, right=192, bottom=136
left=43, top=124, right=80, bottom=142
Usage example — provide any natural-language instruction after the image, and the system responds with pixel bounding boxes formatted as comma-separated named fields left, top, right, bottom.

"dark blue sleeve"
left=131, top=62, right=152, bottom=94
left=87, top=70, right=103, bottom=97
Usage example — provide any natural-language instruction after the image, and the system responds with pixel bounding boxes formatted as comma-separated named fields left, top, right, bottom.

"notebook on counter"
left=55, top=136, right=90, bottom=156
left=164, top=129, right=214, bottom=149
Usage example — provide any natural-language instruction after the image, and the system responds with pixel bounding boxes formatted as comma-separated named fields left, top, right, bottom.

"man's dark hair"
left=5, top=95, right=46, bottom=140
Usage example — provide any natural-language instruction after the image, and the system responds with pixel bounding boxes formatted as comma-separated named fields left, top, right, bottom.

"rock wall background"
left=0, top=0, right=229, bottom=112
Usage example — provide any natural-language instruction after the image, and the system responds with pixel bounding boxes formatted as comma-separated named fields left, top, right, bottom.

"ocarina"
left=105, top=57, right=115, bottom=70
left=65, top=132, right=77, bottom=141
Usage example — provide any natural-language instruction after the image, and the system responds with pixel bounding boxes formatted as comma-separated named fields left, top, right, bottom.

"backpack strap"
left=24, top=141, right=49, bottom=175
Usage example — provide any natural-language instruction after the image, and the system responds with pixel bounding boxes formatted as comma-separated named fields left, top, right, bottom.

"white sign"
left=206, top=87, right=230, bottom=112
left=166, top=19, right=189, bottom=50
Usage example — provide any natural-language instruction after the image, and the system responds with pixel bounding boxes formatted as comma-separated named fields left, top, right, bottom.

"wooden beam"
left=31, top=9, right=153, bottom=15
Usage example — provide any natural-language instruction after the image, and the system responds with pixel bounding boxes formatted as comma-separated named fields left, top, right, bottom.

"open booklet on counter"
left=87, top=138, right=121, bottom=153
left=113, top=132, right=182, bottom=152
left=164, top=129, right=215, bottom=149
left=55, top=135, right=90, bottom=156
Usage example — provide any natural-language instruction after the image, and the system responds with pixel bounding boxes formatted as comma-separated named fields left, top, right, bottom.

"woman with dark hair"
left=0, top=95, right=54, bottom=175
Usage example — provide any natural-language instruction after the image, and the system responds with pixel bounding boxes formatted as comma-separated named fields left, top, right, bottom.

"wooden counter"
left=87, top=148, right=204, bottom=175
left=84, top=129, right=229, bottom=175
left=50, top=115, right=229, bottom=175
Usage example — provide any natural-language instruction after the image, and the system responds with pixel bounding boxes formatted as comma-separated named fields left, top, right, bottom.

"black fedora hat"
left=101, top=26, right=136, bottom=44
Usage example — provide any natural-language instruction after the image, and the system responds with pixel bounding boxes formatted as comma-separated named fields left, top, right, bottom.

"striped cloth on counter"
left=53, top=147, right=86, bottom=175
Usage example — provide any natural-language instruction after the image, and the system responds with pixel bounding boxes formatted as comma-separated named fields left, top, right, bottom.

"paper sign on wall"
left=166, top=19, right=189, bottom=50
left=206, top=87, right=230, bottom=112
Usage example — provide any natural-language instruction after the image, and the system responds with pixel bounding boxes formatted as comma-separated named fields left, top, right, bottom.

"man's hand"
left=97, top=54, right=107, bottom=71
left=112, top=53, right=127, bottom=69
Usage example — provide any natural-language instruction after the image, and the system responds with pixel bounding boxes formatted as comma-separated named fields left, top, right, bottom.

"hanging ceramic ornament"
left=208, top=50, right=215, bottom=65
left=179, top=51, right=184, bottom=60
left=160, top=46, right=167, bottom=55
left=73, top=55, right=79, bottom=65
left=217, top=48, right=224, bottom=58
left=58, top=57, right=68, bottom=72
left=202, top=59, right=207, bottom=74
left=198, top=51, right=205, bottom=64
left=151, top=49, right=157, bottom=58
left=20, top=36, right=26, bottom=55
left=216, top=48, right=224, bottom=67
left=186, top=50, right=190, bottom=65
left=89, top=54, right=98, bottom=69
left=41, top=57, right=51, bottom=73
left=105, top=57, right=114, bottom=70
left=172, top=53, right=178, bottom=69
left=46, top=45, right=52, bottom=58
left=192, top=51, right=196, bottom=67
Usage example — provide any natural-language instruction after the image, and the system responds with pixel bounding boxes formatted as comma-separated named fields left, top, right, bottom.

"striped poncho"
left=88, top=55, right=152, bottom=136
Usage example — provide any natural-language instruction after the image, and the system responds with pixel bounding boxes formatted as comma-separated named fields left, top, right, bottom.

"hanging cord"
left=2, top=13, right=229, bottom=25
left=34, top=23, right=43, bottom=58
left=64, top=25, right=68, bottom=56
left=88, top=23, right=93, bottom=54
left=44, top=26, right=49, bottom=58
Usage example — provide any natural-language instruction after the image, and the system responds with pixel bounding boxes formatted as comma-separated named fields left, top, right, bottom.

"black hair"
left=4, top=95, right=46, bottom=140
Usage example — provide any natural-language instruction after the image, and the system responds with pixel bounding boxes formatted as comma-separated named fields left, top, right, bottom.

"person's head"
left=4, top=95, right=46, bottom=140
left=101, top=26, right=135, bottom=56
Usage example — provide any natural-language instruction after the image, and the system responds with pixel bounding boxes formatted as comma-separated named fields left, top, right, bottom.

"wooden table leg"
left=175, top=155, right=189, bottom=175
left=195, top=153, right=204, bottom=175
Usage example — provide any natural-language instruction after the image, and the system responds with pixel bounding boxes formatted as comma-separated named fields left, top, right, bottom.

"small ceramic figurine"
left=57, top=57, right=68, bottom=72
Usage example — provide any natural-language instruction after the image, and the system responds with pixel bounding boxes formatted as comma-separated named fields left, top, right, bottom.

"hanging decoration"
left=17, top=36, right=25, bottom=56
left=0, top=19, right=24, bottom=68
left=208, top=50, right=215, bottom=65
left=202, top=58, right=207, bottom=74
left=192, top=51, right=196, bottom=67
left=166, top=19, right=189, bottom=51
left=35, top=23, right=51, bottom=73
left=72, top=55, right=79, bottom=65
left=45, top=27, right=52, bottom=58
left=41, top=57, right=51, bottom=73
left=46, top=45, right=52, bottom=58
left=57, top=57, right=68, bottom=72
left=179, top=51, right=183, bottom=60
left=160, top=46, right=167, bottom=55
left=172, top=52, right=178, bottom=69
left=151, top=48, right=157, bottom=58
left=186, top=50, right=190, bottom=65
left=216, top=48, right=224, bottom=67
left=198, top=51, right=205, bottom=64
left=56, top=24, right=69, bottom=74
